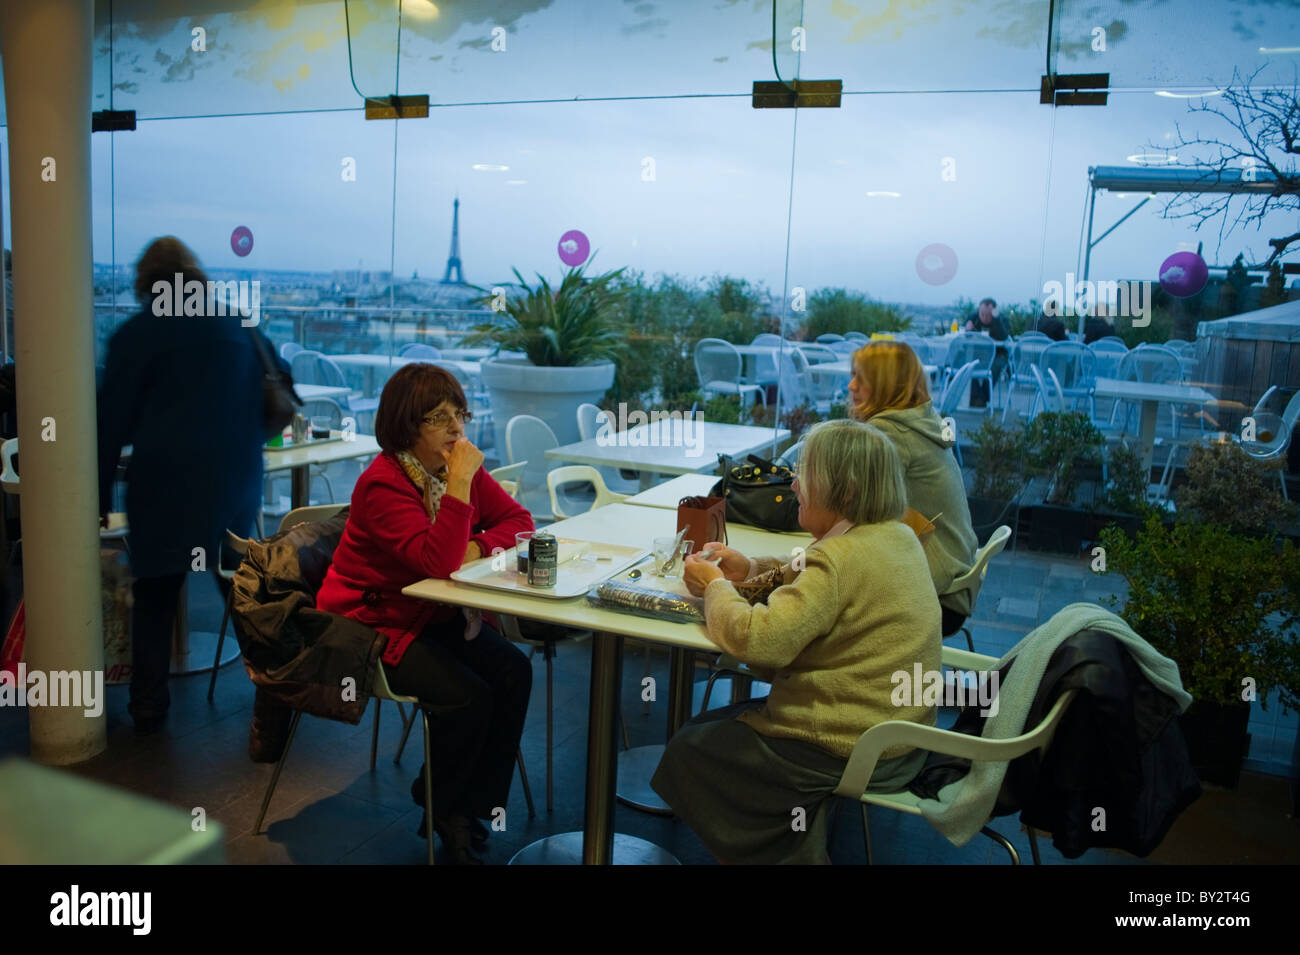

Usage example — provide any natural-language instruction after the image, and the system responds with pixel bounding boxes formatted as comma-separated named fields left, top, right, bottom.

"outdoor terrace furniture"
left=488, top=461, right=527, bottom=501
left=1110, top=346, right=1184, bottom=435
left=1003, top=337, right=1054, bottom=422
left=844, top=331, right=869, bottom=342
left=576, top=403, right=639, bottom=494
left=945, top=332, right=1001, bottom=408
left=279, top=341, right=304, bottom=362
left=1038, top=341, right=1097, bottom=416
left=1028, top=364, right=1065, bottom=418
left=942, top=524, right=1013, bottom=653
left=1087, top=338, right=1128, bottom=380
left=816, top=333, right=845, bottom=343
left=547, top=465, right=629, bottom=520
left=398, top=343, right=441, bottom=359
left=506, top=414, right=560, bottom=520
left=695, top=338, right=767, bottom=410
left=1242, top=386, right=1300, bottom=499
left=935, top=360, right=980, bottom=464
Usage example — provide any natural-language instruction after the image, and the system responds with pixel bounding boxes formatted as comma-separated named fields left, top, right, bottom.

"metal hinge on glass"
left=1039, top=73, right=1109, bottom=107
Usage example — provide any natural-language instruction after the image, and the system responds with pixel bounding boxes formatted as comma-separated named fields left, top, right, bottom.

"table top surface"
left=295, top=383, right=353, bottom=400
left=546, top=422, right=788, bottom=474
left=264, top=433, right=380, bottom=468
left=1092, top=377, right=1215, bottom=403
left=402, top=502, right=812, bottom=651
left=624, top=473, right=720, bottom=508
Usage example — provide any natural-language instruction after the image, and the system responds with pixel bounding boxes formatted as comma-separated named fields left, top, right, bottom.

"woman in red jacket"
left=316, top=363, right=533, bottom=864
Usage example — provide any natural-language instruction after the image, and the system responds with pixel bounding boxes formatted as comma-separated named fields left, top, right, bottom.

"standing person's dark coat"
left=96, top=235, right=285, bottom=731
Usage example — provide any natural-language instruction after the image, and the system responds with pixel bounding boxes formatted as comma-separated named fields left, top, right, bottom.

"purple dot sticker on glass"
left=915, top=243, right=958, bottom=286
left=231, top=226, right=254, bottom=258
left=557, top=230, right=590, bottom=268
left=1158, top=250, right=1208, bottom=298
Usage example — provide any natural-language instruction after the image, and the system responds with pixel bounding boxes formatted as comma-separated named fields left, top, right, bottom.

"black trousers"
left=130, top=568, right=234, bottom=719
left=387, top=614, right=532, bottom=820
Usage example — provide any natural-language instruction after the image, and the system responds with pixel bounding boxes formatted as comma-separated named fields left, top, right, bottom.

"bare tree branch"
left=1147, top=66, right=1300, bottom=267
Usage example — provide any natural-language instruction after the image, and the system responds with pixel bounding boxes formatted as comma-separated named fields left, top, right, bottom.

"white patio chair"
left=833, top=643, right=1077, bottom=865
left=815, top=333, right=845, bottom=344
left=488, top=461, right=526, bottom=501
left=505, top=414, right=559, bottom=520
left=398, top=343, right=441, bottom=359
left=1027, top=364, right=1064, bottom=419
left=1241, top=386, right=1300, bottom=499
left=1003, top=337, right=1052, bottom=422
left=945, top=333, right=998, bottom=409
left=1109, top=346, right=1183, bottom=435
left=935, top=360, right=979, bottom=465
left=843, top=331, right=869, bottom=343
left=695, top=339, right=766, bottom=410
left=1039, top=341, right=1097, bottom=416
left=941, top=525, right=1012, bottom=652
left=290, top=349, right=324, bottom=385
left=279, top=342, right=304, bottom=363
left=576, top=403, right=638, bottom=494
left=547, top=465, right=629, bottom=519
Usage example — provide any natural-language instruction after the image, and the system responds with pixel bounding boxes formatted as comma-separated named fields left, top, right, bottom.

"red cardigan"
left=316, top=452, right=533, bottom=665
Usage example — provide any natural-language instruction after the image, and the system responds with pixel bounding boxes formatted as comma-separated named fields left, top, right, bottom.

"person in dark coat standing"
left=97, top=236, right=281, bottom=732
left=963, top=297, right=1009, bottom=408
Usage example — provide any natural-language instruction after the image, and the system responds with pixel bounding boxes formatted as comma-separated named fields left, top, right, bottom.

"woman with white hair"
left=653, top=419, right=941, bottom=864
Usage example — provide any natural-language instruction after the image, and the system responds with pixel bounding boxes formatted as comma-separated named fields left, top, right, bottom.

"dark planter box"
left=967, top=495, right=1020, bottom=540
left=1020, top=503, right=1095, bottom=554
left=1180, top=700, right=1251, bottom=789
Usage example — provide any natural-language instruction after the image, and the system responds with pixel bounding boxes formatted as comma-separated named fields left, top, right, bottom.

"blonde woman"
left=848, top=341, right=979, bottom=635
left=653, top=420, right=941, bottom=864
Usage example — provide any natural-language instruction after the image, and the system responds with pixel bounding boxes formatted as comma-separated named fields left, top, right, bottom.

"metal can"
left=528, top=531, right=557, bottom=588
left=291, top=413, right=307, bottom=444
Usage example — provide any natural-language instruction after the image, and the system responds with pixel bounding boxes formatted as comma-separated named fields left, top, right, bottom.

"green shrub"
left=1174, top=439, right=1297, bottom=538
left=969, top=418, right=1028, bottom=501
left=1100, top=515, right=1300, bottom=709
left=1101, top=439, right=1149, bottom=515
left=1024, top=411, right=1104, bottom=506
left=803, top=288, right=910, bottom=340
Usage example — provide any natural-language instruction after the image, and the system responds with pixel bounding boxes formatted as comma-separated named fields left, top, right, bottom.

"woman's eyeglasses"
left=423, top=409, right=473, bottom=429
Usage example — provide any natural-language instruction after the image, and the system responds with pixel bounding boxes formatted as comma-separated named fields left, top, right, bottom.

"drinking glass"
left=310, top=416, right=332, bottom=439
left=514, top=531, right=534, bottom=575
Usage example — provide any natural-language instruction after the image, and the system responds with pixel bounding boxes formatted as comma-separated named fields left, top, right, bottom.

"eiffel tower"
left=441, top=195, right=464, bottom=285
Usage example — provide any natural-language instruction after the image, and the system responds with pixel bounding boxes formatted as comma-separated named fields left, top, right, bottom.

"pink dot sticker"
left=231, top=226, right=254, bottom=258
left=915, top=243, right=957, bottom=286
left=557, top=230, right=590, bottom=268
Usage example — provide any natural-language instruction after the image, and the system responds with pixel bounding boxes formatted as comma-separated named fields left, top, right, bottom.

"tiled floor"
left=2, top=542, right=1297, bottom=864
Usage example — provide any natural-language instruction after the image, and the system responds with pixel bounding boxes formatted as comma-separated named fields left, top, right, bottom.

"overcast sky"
left=3, top=0, right=1298, bottom=308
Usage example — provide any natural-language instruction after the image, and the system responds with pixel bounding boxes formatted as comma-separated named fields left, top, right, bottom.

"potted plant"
left=1089, top=438, right=1152, bottom=541
left=1021, top=411, right=1105, bottom=552
left=465, top=265, right=629, bottom=453
left=966, top=417, right=1026, bottom=540
left=1100, top=440, right=1300, bottom=787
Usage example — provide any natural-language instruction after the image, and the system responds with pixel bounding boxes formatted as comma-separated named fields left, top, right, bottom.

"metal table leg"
left=290, top=464, right=310, bottom=510
left=615, top=646, right=694, bottom=814
left=508, top=631, right=677, bottom=865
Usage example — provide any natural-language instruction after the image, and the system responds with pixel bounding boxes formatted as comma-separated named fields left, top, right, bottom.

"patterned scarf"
left=396, top=450, right=482, bottom=641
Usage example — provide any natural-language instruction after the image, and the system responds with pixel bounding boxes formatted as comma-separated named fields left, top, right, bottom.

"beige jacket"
left=703, top=520, right=942, bottom=760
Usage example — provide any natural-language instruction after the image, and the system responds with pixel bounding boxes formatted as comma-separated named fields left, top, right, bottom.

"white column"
left=1, top=0, right=106, bottom=764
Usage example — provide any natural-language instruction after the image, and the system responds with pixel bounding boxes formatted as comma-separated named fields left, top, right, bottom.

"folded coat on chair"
left=230, top=508, right=386, bottom=724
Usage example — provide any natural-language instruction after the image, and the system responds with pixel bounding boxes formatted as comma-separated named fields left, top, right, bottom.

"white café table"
left=547, top=422, right=789, bottom=491
left=403, top=501, right=811, bottom=864
left=295, top=383, right=353, bottom=402
left=264, top=434, right=380, bottom=510
left=623, top=472, right=719, bottom=509
left=1092, top=377, right=1216, bottom=472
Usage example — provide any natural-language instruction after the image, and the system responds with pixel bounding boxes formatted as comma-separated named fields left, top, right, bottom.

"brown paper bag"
left=677, top=495, right=727, bottom=551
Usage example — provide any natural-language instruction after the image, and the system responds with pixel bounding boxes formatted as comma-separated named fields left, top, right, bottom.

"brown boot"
left=248, top=688, right=293, bottom=763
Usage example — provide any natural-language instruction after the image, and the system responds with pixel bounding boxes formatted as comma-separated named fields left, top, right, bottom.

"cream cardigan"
left=703, top=520, right=942, bottom=760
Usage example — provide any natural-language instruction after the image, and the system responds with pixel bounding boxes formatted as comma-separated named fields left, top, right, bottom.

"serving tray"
left=450, top=538, right=650, bottom=599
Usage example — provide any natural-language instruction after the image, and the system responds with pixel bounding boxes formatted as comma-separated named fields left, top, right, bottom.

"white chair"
left=941, top=525, right=1012, bottom=652
left=289, top=349, right=323, bottom=385
left=488, top=461, right=527, bottom=501
left=2, top=437, right=129, bottom=560
left=829, top=340, right=859, bottom=357
left=1242, top=386, right=1300, bottom=499
left=799, top=343, right=846, bottom=402
left=1003, top=338, right=1052, bottom=422
left=576, top=404, right=638, bottom=494
left=398, top=343, right=441, bottom=359
left=1110, top=346, right=1183, bottom=435
left=1087, top=338, right=1128, bottom=379
left=775, top=347, right=828, bottom=414
left=279, top=342, right=304, bottom=362
left=748, top=333, right=784, bottom=386
left=834, top=645, right=1077, bottom=865
left=815, top=333, right=845, bottom=344
left=946, top=333, right=999, bottom=410
left=296, top=397, right=349, bottom=504
left=207, top=527, right=254, bottom=702
left=1028, top=365, right=1065, bottom=419
left=695, top=339, right=766, bottom=410
left=1038, top=341, right=1096, bottom=416
left=505, top=415, right=559, bottom=520
left=547, top=466, right=628, bottom=519
left=314, top=354, right=380, bottom=431
left=843, top=331, right=869, bottom=343
left=934, top=361, right=980, bottom=465
left=1017, top=331, right=1052, bottom=342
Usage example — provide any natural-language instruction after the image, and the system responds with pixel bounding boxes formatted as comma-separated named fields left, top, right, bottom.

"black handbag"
left=247, top=329, right=302, bottom=441
left=709, top=453, right=801, bottom=532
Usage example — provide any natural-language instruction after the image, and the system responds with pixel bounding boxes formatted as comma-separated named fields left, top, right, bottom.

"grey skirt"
left=651, top=700, right=927, bottom=864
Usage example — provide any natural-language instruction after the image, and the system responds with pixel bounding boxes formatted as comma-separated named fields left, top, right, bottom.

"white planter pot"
left=481, top=357, right=616, bottom=461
